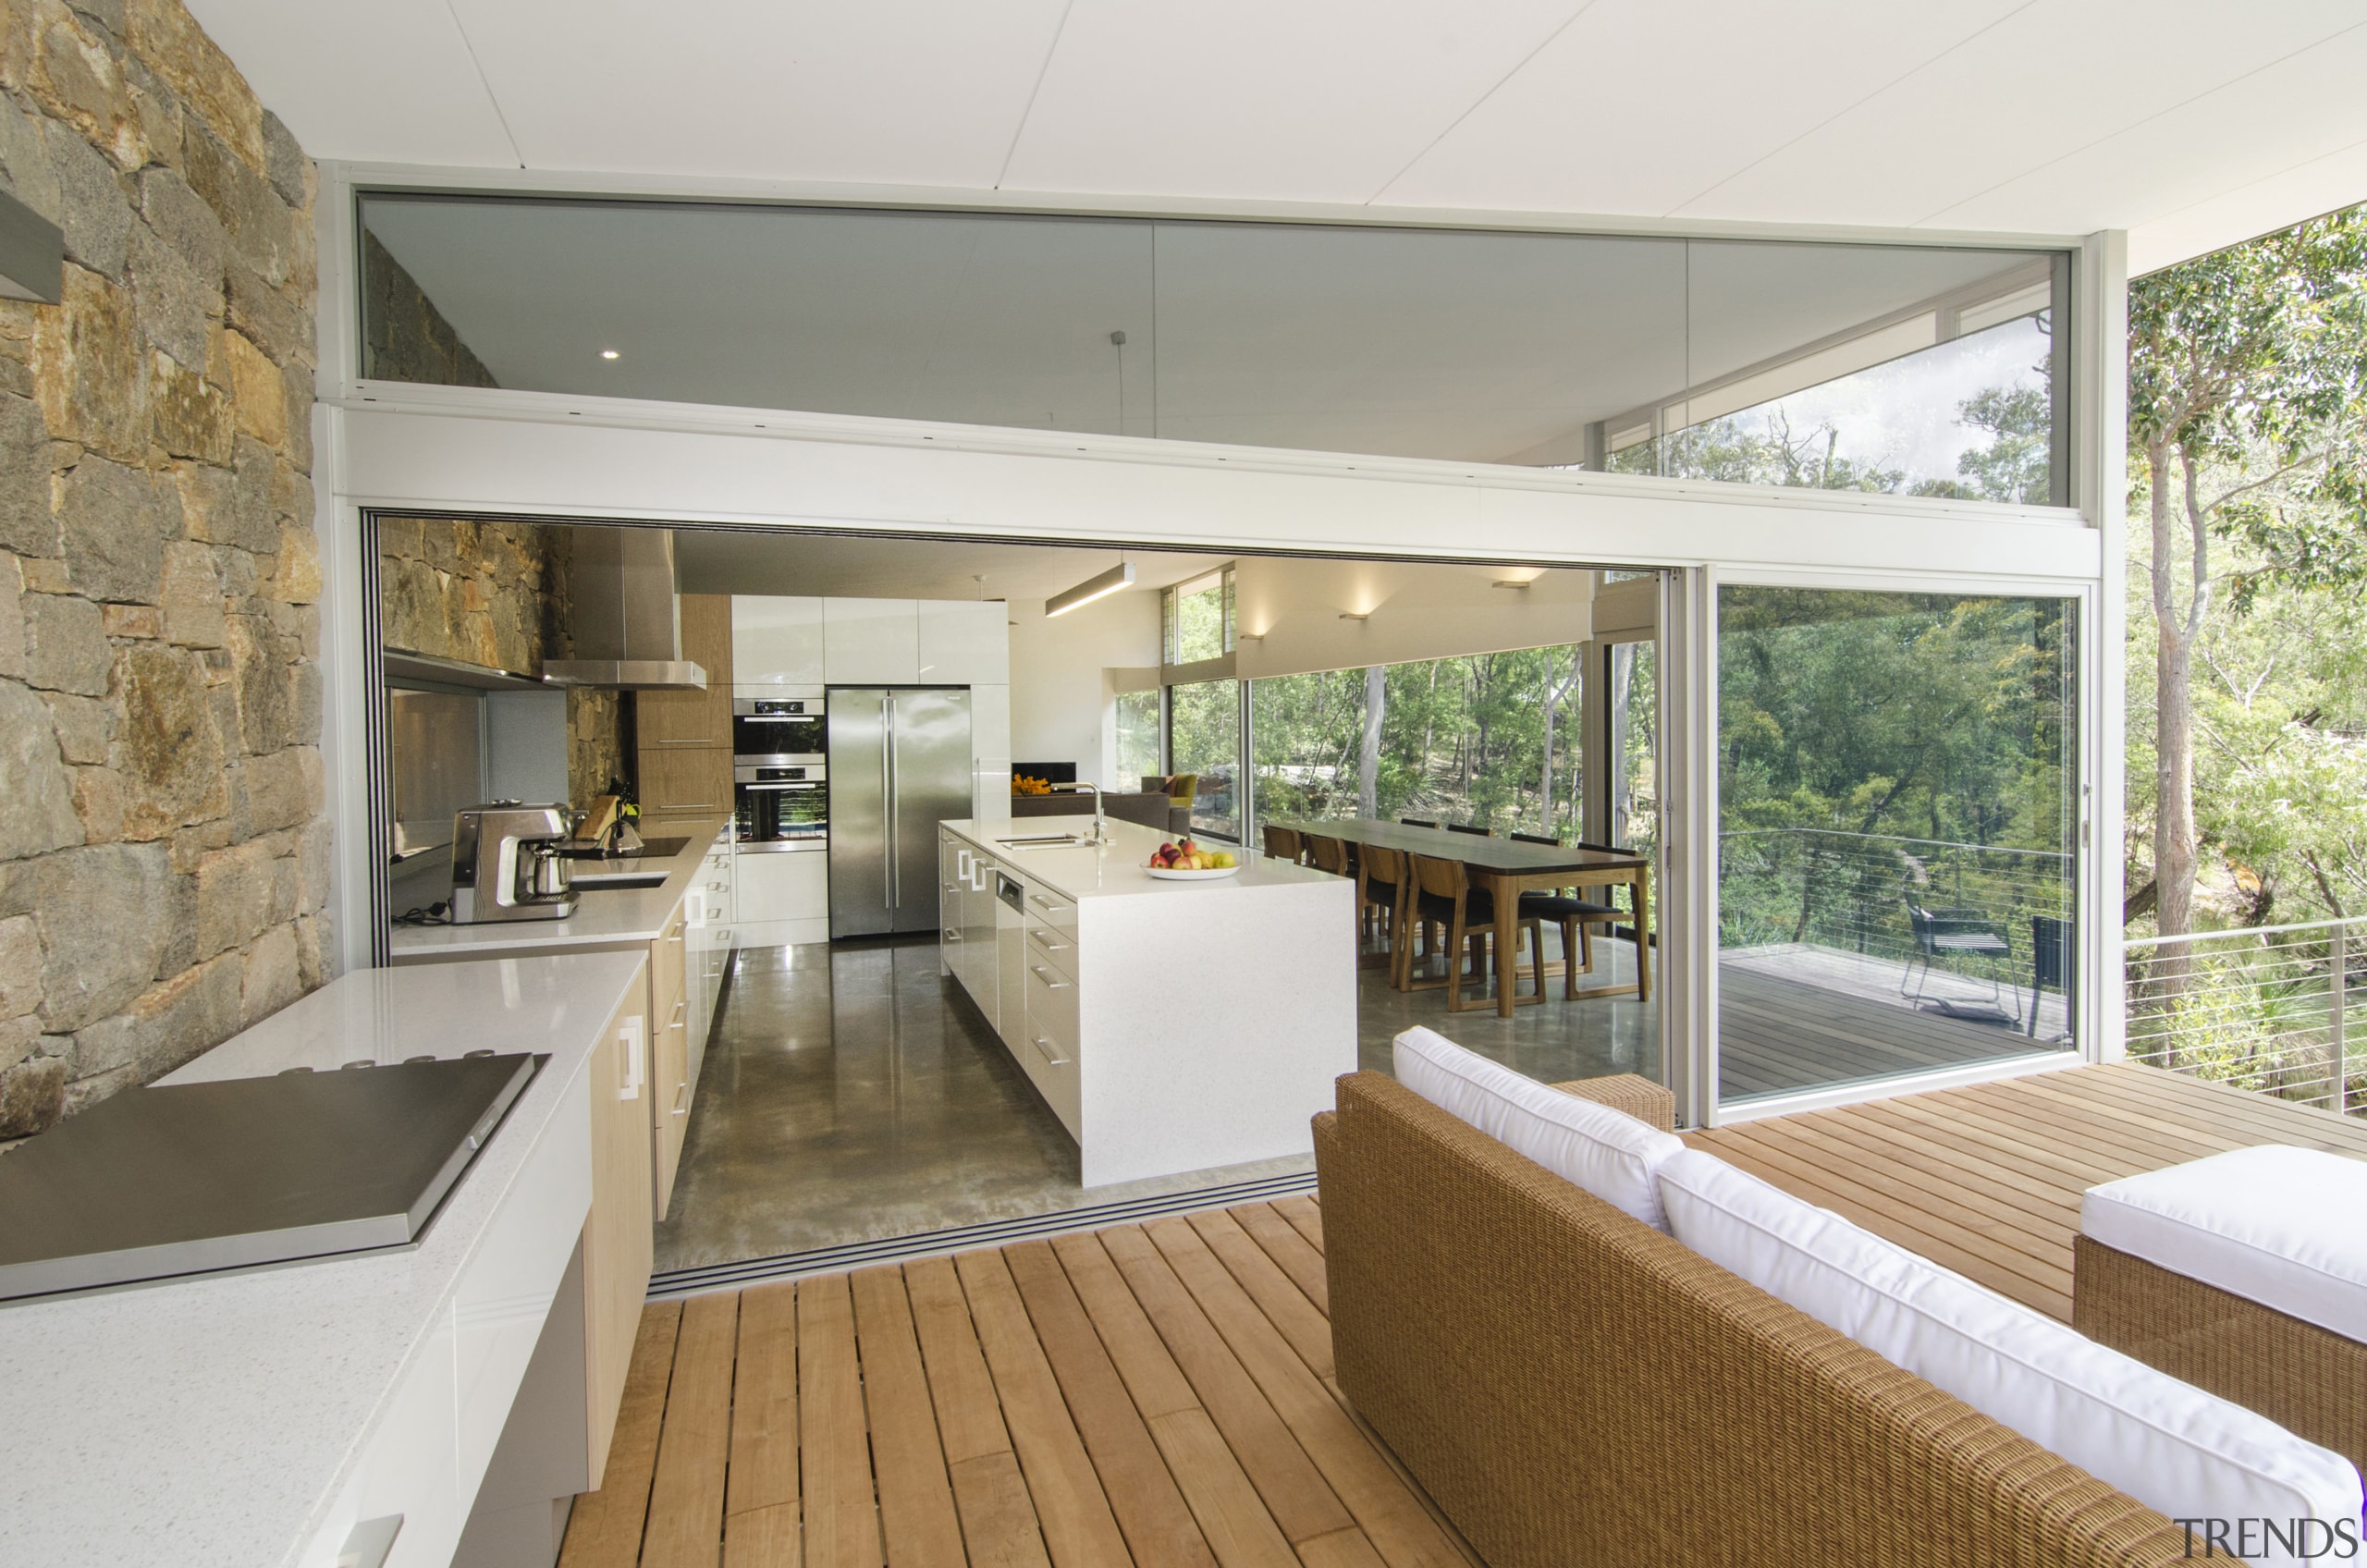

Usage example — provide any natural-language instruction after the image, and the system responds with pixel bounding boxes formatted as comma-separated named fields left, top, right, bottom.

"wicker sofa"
left=1313, top=1069, right=2193, bottom=1567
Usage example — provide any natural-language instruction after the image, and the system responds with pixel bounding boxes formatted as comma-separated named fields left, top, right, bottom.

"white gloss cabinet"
left=824, top=598, right=920, bottom=684
left=730, top=595, right=824, bottom=690
left=737, top=850, right=828, bottom=948
left=917, top=600, right=1010, bottom=683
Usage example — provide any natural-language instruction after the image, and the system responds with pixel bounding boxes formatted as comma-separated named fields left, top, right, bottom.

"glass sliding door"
left=1716, top=587, right=2077, bottom=1105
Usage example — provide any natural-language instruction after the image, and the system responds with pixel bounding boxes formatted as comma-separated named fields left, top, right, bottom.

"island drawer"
left=1023, top=952, right=1079, bottom=1060
left=1023, top=883, right=1078, bottom=936
left=1023, top=916, right=1076, bottom=985
left=1017, top=974, right=1080, bottom=1137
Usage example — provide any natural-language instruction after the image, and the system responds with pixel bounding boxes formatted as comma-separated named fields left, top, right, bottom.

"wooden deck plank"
left=1002, top=1240, right=1217, bottom=1568
left=1291, top=1528, right=1392, bottom=1568
left=1270, top=1197, right=1324, bottom=1256
left=558, top=1300, right=683, bottom=1568
left=800, top=1275, right=886, bottom=1568
left=1185, top=1210, right=1333, bottom=1379
left=943, top=1452, right=1054, bottom=1568
left=1146, top=1407, right=1306, bottom=1568
left=1721, top=1117, right=2072, bottom=1256
left=728, top=1281, right=798, bottom=1520
left=954, top=1248, right=1134, bottom=1568
left=851, top=1267, right=969, bottom=1568
left=1135, top=1219, right=1465, bottom=1568
left=1049, top=1232, right=1201, bottom=1421
left=1229, top=1204, right=1329, bottom=1317
left=904, top=1256, right=1017, bottom=1467
left=1097, top=1224, right=1356, bottom=1548
left=725, top=1503, right=803, bottom=1568
left=644, top=1292, right=740, bottom=1568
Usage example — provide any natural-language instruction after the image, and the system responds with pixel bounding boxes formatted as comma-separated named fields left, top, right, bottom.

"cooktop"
left=0, top=1053, right=541, bottom=1304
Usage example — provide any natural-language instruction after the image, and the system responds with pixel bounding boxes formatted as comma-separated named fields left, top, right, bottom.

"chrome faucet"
left=1049, top=781, right=1106, bottom=844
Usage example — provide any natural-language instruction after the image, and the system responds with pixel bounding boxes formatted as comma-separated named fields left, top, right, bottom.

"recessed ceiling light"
left=599, top=349, right=620, bottom=361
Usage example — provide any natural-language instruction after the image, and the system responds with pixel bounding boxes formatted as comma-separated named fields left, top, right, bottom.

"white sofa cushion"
left=1391, top=1027, right=1685, bottom=1231
left=1659, top=1148, right=2362, bottom=1560
left=2083, top=1145, right=2367, bottom=1345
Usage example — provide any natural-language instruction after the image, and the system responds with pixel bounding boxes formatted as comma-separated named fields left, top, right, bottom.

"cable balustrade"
left=2124, top=919, right=2363, bottom=1116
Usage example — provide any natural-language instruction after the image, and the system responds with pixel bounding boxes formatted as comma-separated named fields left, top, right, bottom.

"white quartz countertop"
left=943, top=816, right=1338, bottom=902
left=0, top=951, right=647, bottom=1568
left=390, top=815, right=731, bottom=962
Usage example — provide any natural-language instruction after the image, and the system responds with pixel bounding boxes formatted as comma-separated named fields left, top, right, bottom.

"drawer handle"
left=672, top=999, right=686, bottom=1024
left=1031, top=1034, right=1072, bottom=1067
left=619, top=1017, right=644, bottom=1100
left=943, top=928, right=960, bottom=942
left=673, top=1083, right=691, bottom=1115
left=1030, top=965, right=1072, bottom=989
left=1029, top=893, right=1063, bottom=911
left=1028, top=928, right=1070, bottom=952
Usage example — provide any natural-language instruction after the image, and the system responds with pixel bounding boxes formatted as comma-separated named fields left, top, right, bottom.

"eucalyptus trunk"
left=1358, top=664, right=1384, bottom=818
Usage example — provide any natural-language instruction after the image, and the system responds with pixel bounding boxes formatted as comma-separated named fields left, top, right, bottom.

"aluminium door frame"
left=1690, top=561, right=2104, bottom=1129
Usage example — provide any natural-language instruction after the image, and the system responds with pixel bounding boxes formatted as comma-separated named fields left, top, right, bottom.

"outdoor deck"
left=558, top=1199, right=1473, bottom=1568
left=1690, top=1060, right=2367, bottom=1321
left=1719, top=944, right=2071, bottom=1101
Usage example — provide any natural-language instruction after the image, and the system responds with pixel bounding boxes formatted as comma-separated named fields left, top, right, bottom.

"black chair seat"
left=1521, top=892, right=1619, bottom=920
left=1415, top=889, right=1496, bottom=925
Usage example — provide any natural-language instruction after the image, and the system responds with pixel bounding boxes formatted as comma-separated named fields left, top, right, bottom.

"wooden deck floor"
left=1717, top=962, right=2057, bottom=1101
left=558, top=1198, right=1473, bottom=1568
left=1688, top=1060, right=2367, bottom=1323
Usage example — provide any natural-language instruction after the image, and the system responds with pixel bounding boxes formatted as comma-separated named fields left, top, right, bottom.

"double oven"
left=733, top=692, right=828, bottom=852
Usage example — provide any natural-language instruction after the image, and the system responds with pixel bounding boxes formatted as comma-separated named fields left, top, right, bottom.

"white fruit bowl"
left=1145, top=864, right=1243, bottom=880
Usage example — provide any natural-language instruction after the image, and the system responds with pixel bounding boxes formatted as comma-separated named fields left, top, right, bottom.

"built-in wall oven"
left=732, top=692, right=825, bottom=765
left=736, top=763, right=828, bottom=852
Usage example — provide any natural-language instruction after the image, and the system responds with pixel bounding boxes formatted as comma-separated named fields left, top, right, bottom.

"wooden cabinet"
left=582, top=970, right=654, bottom=1485
left=636, top=745, right=732, bottom=818
left=649, top=908, right=692, bottom=1218
left=635, top=594, right=734, bottom=748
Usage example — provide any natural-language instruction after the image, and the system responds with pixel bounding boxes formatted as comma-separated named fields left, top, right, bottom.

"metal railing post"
left=2335, top=921, right=2349, bottom=1117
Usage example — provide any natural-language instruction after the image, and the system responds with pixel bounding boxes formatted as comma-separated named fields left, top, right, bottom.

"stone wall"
left=379, top=516, right=629, bottom=812
left=361, top=228, right=495, bottom=388
left=0, top=0, right=324, bottom=1139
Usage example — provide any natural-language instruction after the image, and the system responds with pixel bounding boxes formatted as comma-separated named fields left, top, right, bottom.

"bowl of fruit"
left=1145, top=838, right=1241, bottom=879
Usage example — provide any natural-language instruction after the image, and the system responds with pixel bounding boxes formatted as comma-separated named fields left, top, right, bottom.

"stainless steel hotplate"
left=0, top=1053, right=541, bottom=1303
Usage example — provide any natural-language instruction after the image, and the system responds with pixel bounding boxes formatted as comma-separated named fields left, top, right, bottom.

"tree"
left=2128, top=211, right=2367, bottom=942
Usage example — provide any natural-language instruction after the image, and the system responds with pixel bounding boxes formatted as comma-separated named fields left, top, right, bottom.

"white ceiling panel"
left=1679, top=0, right=2367, bottom=227
left=449, top=0, right=1070, bottom=184
left=182, top=0, right=518, bottom=165
left=1000, top=0, right=1581, bottom=201
left=1929, top=22, right=2367, bottom=235
left=2130, top=136, right=2367, bottom=274
left=1378, top=0, right=2023, bottom=215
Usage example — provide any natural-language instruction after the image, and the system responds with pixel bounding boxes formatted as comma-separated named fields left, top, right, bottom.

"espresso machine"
left=449, top=804, right=578, bottom=923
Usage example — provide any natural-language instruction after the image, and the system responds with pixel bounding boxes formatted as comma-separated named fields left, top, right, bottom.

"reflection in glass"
left=1113, top=689, right=1161, bottom=786
left=357, top=193, right=2065, bottom=504
left=1163, top=567, right=1234, bottom=665
left=1168, top=680, right=1240, bottom=842
left=1717, top=588, right=2076, bottom=1105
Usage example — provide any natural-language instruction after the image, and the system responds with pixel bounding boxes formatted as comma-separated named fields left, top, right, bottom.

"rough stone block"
left=58, top=449, right=170, bottom=602
left=158, top=537, right=224, bottom=645
left=100, top=602, right=155, bottom=637
left=28, top=10, right=141, bottom=171
left=261, top=111, right=306, bottom=208
left=150, top=345, right=233, bottom=463
left=0, top=393, right=58, bottom=557
left=224, top=327, right=283, bottom=446
left=192, top=834, right=271, bottom=959
left=136, top=166, right=227, bottom=290
left=230, top=744, right=317, bottom=838
left=0, top=678, right=84, bottom=862
left=181, top=120, right=290, bottom=288
left=128, top=218, right=218, bottom=373
left=225, top=262, right=303, bottom=366
left=21, top=591, right=108, bottom=694
left=264, top=521, right=317, bottom=603
left=43, top=116, right=129, bottom=281
left=117, top=641, right=226, bottom=835
left=229, top=610, right=295, bottom=752
left=69, top=762, right=124, bottom=842
left=0, top=1054, right=66, bottom=1138
left=41, top=689, right=110, bottom=763
left=32, top=839, right=170, bottom=1031
left=0, top=913, right=44, bottom=1020
left=0, top=551, right=22, bottom=680
left=239, top=919, right=298, bottom=1025
left=0, top=1012, right=39, bottom=1072
left=32, top=263, right=144, bottom=462
left=125, top=0, right=265, bottom=172
left=0, top=93, right=67, bottom=231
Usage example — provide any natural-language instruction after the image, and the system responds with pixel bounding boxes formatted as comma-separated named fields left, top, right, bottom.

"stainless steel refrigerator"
left=827, top=687, right=974, bottom=937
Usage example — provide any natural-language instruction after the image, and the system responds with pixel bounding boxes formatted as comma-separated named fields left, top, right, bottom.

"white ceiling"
left=670, top=530, right=1226, bottom=604
left=190, top=0, right=2367, bottom=273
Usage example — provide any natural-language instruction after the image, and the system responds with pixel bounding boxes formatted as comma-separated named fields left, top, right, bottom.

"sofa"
left=1314, top=1045, right=2361, bottom=1568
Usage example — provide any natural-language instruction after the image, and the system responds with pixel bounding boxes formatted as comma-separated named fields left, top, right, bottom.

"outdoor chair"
left=1902, top=899, right=2016, bottom=1019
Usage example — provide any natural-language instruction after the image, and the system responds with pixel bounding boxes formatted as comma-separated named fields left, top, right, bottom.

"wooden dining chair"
left=1306, top=833, right=1352, bottom=877
left=1262, top=823, right=1306, bottom=865
left=1357, top=843, right=1406, bottom=960
left=1402, top=852, right=1544, bottom=1010
left=1399, top=817, right=1437, bottom=828
left=1447, top=823, right=1493, bottom=837
left=1510, top=830, right=1625, bottom=998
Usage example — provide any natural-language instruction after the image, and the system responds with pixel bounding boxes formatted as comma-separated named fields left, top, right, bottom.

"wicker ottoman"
left=2074, top=1145, right=2367, bottom=1477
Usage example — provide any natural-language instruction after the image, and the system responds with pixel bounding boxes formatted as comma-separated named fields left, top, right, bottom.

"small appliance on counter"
left=450, top=803, right=578, bottom=922
left=0, top=1054, right=542, bottom=1302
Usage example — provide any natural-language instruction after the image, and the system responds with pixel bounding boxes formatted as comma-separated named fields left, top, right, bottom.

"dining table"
left=1269, top=819, right=1652, bottom=1018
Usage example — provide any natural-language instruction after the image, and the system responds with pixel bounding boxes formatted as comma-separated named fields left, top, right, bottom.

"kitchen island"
left=938, top=816, right=1356, bottom=1186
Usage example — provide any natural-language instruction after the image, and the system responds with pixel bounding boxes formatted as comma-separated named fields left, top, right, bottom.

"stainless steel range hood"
left=542, top=527, right=708, bottom=691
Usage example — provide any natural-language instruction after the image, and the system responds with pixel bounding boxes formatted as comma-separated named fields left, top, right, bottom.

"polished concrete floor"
left=653, top=929, right=1661, bottom=1272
